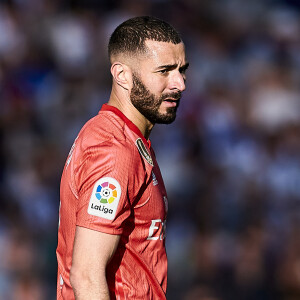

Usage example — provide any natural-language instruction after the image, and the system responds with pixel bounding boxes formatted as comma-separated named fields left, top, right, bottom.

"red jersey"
left=56, top=104, right=168, bottom=299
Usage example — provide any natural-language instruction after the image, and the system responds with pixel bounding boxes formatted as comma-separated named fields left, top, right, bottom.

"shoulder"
left=74, top=111, right=140, bottom=166
left=80, top=111, right=127, bottom=145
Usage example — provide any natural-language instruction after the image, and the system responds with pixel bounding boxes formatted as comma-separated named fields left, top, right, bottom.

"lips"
left=163, top=99, right=179, bottom=107
left=164, top=99, right=178, bottom=102
left=164, top=97, right=178, bottom=101
left=161, top=92, right=181, bottom=108
left=162, top=91, right=181, bottom=101
left=163, top=97, right=181, bottom=104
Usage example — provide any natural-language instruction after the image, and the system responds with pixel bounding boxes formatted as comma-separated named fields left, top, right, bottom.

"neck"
left=108, top=88, right=154, bottom=140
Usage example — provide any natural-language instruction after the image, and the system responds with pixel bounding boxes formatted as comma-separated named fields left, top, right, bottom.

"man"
left=56, top=16, right=189, bottom=299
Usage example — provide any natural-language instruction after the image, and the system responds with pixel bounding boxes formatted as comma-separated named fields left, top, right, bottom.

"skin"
left=70, top=228, right=120, bottom=300
left=70, top=39, right=188, bottom=299
left=109, top=39, right=189, bottom=138
left=130, top=70, right=182, bottom=125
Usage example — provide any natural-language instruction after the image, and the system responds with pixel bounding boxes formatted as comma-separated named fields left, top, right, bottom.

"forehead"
left=143, top=40, right=186, bottom=67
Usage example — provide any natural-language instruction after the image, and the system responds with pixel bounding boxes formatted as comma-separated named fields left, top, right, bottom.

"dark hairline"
left=109, top=39, right=184, bottom=64
left=108, top=16, right=182, bottom=62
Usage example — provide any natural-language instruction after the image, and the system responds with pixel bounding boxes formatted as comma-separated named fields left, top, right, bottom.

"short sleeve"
left=75, top=140, right=136, bottom=235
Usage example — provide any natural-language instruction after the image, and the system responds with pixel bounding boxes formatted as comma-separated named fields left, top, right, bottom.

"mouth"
left=163, top=98, right=179, bottom=107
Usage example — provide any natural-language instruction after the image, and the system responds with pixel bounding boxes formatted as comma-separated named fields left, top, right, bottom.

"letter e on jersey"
left=88, top=177, right=121, bottom=220
left=147, top=219, right=166, bottom=240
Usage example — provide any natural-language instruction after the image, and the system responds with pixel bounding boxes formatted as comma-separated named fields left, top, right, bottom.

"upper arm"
left=74, top=140, right=141, bottom=234
left=71, top=226, right=120, bottom=282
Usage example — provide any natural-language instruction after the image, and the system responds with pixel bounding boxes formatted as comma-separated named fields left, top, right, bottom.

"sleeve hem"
left=76, top=222, right=123, bottom=235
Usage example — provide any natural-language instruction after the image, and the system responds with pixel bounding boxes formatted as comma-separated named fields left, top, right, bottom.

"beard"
left=130, top=73, right=181, bottom=124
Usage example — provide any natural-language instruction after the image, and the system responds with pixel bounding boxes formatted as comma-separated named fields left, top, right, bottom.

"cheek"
left=147, top=78, right=166, bottom=96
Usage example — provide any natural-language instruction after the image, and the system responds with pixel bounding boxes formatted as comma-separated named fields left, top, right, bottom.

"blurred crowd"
left=0, top=0, right=300, bottom=299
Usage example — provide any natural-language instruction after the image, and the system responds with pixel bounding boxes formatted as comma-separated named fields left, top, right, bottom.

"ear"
left=110, top=62, right=133, bottom=90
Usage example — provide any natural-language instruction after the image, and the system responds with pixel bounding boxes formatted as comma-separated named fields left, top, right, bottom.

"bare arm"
left=70, top=226, right=120, bottom=300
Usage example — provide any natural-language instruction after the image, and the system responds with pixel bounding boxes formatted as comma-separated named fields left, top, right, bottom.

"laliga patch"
left=88, top=177, right=121, bottom=220
left=136, top=138, right=154, bottom=166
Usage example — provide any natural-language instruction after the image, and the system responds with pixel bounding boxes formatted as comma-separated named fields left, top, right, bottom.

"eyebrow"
left=156, top=62, right=190, bottom=71
left=180, top=62, right=190, bottom=72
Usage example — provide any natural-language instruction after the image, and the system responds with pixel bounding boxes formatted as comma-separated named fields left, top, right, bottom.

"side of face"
left=130, top=40, right=189, bottom=124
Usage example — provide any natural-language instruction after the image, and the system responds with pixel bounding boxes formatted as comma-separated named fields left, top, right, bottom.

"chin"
left=155, top=113, right=177, bottom=124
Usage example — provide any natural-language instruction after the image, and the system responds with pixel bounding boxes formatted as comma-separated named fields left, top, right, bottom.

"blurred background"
left=0, top=0, right=300, bottom=299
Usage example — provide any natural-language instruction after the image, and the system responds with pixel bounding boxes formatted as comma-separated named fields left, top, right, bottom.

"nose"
left=170, top=71, right=186, bottom=92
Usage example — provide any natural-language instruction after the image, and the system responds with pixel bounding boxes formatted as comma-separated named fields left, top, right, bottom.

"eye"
left=159, top=69, right=168, bottom=74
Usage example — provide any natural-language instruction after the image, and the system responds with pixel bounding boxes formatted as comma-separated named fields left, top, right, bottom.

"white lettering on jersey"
left=60, top=274, right=64, bottom=290
left=66, top=136, right=78, bottom=168
left=147, top=219, right=166, bottom=240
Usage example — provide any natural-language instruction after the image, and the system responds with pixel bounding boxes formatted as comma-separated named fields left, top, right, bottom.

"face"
left=130, top=40, right=188, bottom=124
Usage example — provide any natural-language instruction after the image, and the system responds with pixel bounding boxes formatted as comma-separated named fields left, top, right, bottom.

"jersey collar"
left=100, top=104, right=151, bottom=148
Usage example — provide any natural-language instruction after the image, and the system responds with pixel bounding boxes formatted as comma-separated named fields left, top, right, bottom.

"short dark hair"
left=108, top=16, right=182, bottom=60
